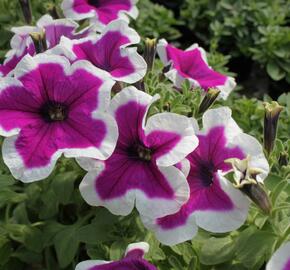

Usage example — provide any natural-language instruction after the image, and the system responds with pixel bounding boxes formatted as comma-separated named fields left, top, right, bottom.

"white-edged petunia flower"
left=142, top=107, right=269, bottom=245
left=266, top=242, right=290, bottom=270
left=61, top=0, right=139, bottom=30
left=0, top=54, right=118, bottom=182
left=157, top=39, right=236, bottom=99
left=76, top=242, right=158, bottom=270
left=78, top=86, right=198, bottom=218
left=50, top=19, right=147, bottom=84
left=0, top=14, right=93, bottom=77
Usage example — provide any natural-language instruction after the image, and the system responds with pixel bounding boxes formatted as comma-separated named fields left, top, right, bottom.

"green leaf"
left=200, top=236, right=235, bottom=265
left=109, top=240, right=127, bottom=260
left=267, top=61, right=285, bottom=81
left=54, top=225, right=80, bottom=268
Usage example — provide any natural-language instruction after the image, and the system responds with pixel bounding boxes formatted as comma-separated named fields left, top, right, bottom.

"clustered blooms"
left=76, top=242, right=158, bottom=270
left=0, top=0, right=274, bottom=268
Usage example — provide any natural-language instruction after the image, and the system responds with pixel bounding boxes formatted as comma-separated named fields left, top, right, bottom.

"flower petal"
left=193, top=171, right=250, bottom=233
left=157, top=39, right=236, bottom=99
left=125, top=242, right=149, bottom=258
left=266, top=242, right=290, bottom=270
left=144, top=112, right=198, bottom=167
left=142, top=210, right=198, bottom=246
left=80, top=152, right=189, bottom=218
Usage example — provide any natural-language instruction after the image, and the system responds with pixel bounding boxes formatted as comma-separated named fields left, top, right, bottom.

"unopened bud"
left=263, top=101, right=283, bottom=155
left=30, top=31, right=47, bottom=54
left=198, top=88, right=220, bottom=115
left=47, top=3, right=60, bottom=19
left=144, top=38, right=157, bottom=72
left=19, top=0, right=32, bottom=24
left=226, top=157, right=271, bottom=214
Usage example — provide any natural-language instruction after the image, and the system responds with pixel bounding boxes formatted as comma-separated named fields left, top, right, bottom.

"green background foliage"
left=0, top=0, right=289, bottom=269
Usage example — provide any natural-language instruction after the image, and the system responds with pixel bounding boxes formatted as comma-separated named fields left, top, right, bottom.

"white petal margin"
left=79, top=164, right=136, bottom=216
left=0, top=77, right=24, bottom=136
left=80, top=164, right=190, bottom=218
left=194, top=171, right=250, bottom=233
left=75, top=260, right=109, bottom=270
left=61, top=0, right=139, bottom=31
left=156, top=39, right=169, bottom=65
left=109, top=86, right=160, bottom=128
left=266, top=242, right=290, bottom=270
left=61, top=0, right=96, bottom=21
left=125, top=242, right=149, bottom=257
left=141, top=213, right=198, bottom=246
left=202, top=107, right=243, bottom=141
left=117, top=47, right=147, bottom=83
left=2, top=135, right=62, bottom=183
left=135, top=165, right=190, bottom=218
left=145, top=112, right=198, bottom=167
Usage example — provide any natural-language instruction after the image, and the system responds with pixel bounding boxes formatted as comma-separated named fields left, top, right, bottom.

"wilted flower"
left=19, top=0, right=32, bottom=24
left=51, top=19, right=147, bottom=83
left=78, top=86, right=198, bottom=218
left=0, top=54, right=118, bottom=182
left=157, top=39, right=236, bottom=99
left=61, top=0, right=139, bottom=30
left=144, top=38, right=157, bottom=72
left=266, top=242, right=290, bottom=270
left=0, top=14, right=92, bottom=77
left=142, top=107, right=269, bottom=245
left=263, top=101, right=283, bottom=155
left=76, top=242, right=157, bottom=270
left=226, top=156, right=271, bottom=214
left=198, top=88, right=220, bottom=115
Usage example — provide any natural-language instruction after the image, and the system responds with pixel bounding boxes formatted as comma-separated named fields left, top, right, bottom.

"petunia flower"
left=157, top=39, right=236, bottom=99
left=0, top=14, right=92, bottom=77
left=0, top=54, right=118, bottom=182
left=76, top=242, right=158, bottom=270
left=266, top=242, right=290, bottom=270
left=78, top=86, right=198, bottom=218
left=61, top=0, right=138, bottom=30
left=50, top=19, right=147, bottom=83
left=142, top=107, right=269, bottom=245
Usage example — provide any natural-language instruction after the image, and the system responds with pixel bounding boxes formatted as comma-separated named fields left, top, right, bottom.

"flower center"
left=198, top=161, right=215, bottom=187
left=88, top=0, right=100, bottom=7
left=128, top=143, right=152, bottom=162
left=40, top=101, right=68, bottom=122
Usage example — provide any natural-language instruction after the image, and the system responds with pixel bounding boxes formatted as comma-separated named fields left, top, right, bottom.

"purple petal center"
left=197, top=160, right=215, bottom=187
left=40, top=101, right=68, bottom=122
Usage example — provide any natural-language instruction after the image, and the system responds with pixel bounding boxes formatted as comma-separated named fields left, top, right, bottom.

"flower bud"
left=19, top=0, right=32, bottom=24
left=144, top=38, right=157, bottom=72
left=46, top=3, right=60, bottom=19
left=226, top=157, right=271, bottom=214
left=263, top=101, right=283, bottom=155
left=30, top=31, right=48, bottom=54
left=198, top=88, right=220, bottom=115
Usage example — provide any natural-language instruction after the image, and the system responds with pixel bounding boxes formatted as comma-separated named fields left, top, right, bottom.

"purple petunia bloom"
left=76, top=242, right=157, bottom=270
left=50, top=19, right=147, bottom=83
left=78, top=87, right=198, bottom=218
left=142, top=107, right=269, bottom=245
left=61, top=0, right=138, bottom=30
left=0, top=14, right=92, bottom=77
left=0, top=54, right=118, bottom=182
left=266, top=242, right=290, bottom=270
left=157, top=39, right=236, bottom=99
